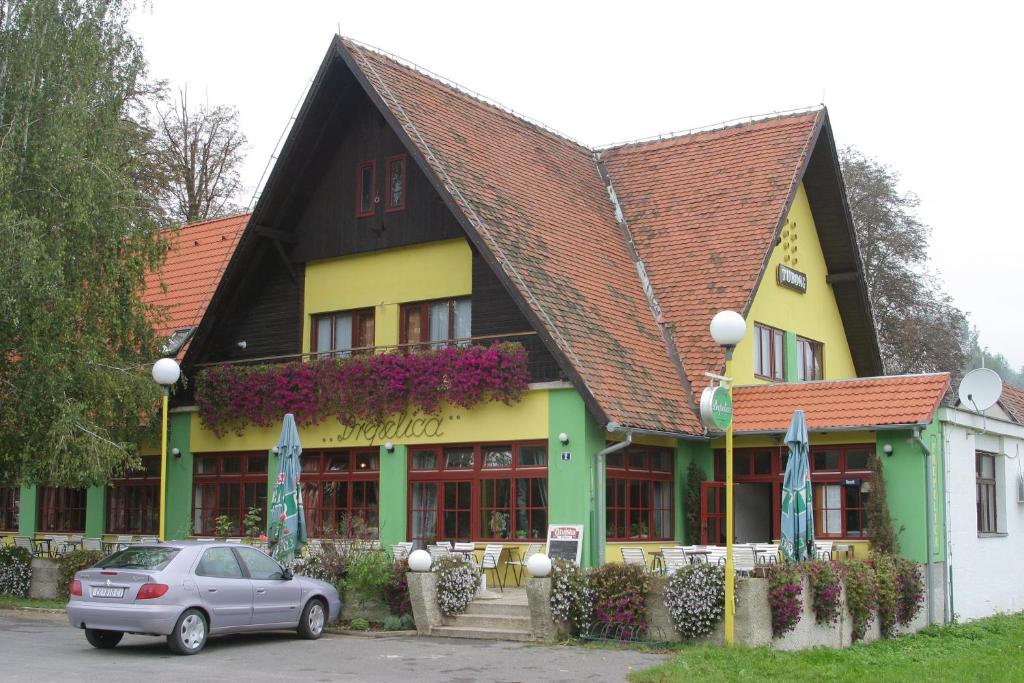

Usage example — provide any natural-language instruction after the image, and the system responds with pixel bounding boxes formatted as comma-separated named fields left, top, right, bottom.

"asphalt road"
left=0, top=609, right=667, bottom=682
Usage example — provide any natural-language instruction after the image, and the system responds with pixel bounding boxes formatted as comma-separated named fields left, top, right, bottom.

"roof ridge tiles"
left=733, top=372, right=950, bottom=390
left=166, top=212, right=251, bottom=232
left=341, top=36, right=591, bottom=152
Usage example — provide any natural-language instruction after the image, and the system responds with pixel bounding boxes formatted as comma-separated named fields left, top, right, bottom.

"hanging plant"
left=663, top=563, right=726, bottom=639
left=873, top=555, right=900, bottom=638
left=767, top=563, right=803, bottom=637
left=802, top=559, right=842, bottom=626
left=434, top=554, right=481, bottom=616
left=550, top=560, right=594, bottom=636
left=840, top=559, right=877, bottom=642
left=196, top=342, right=530, bottom=436
left=589, top=563, right=650, bottom=639
left=894, top=558, right=925, bottom=627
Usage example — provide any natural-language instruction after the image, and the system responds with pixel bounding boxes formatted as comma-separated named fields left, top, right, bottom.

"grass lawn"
left=0, top=596, right=67, bottom=610
left=630, top=612, right=1024, bottom=683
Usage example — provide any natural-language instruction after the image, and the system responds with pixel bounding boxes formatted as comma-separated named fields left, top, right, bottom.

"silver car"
left=67, top=541, right=340, bottom=655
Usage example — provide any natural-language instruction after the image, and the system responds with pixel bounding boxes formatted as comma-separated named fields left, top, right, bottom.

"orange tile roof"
left=999, top=383, right=1024, bottom=424
left=144, top=213, right=248, bottom=353
left=601, top=112, right=822, bottom=397
left=341, top=39, right=701, bottom=433
left=731, top=373, right=950, bottom=433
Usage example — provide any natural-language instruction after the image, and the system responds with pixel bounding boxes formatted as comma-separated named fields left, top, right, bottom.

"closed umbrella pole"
left=268, top=413, right=307, bottom=563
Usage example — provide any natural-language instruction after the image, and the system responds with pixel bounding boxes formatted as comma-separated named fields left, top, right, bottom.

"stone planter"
left=29, top=558, right=59, bottom=600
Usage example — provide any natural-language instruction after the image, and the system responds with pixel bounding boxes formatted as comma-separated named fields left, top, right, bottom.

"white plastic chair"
left=83, top=538, right=103, bottom=552
left=391, top=542, right=413, bottom=563
left=480, top=544, right=507, bottom=591
left=815, top=540, right=834, bottom=561
left=732, top=544, right=758, bottom=575
left=225, top=537, right=243, bottom=544
left=505, top=543, right=542, bottom=584
left=661, top=547, right=689, bottom=574
left=620, top=546, right=648, bottom=570
left=754, top=543, right=780, bottom=564
left=427, top=544, right=450, bottom=566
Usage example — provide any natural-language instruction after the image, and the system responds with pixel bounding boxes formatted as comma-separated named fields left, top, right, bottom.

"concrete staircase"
left=430, top=588, right=534, bottom=641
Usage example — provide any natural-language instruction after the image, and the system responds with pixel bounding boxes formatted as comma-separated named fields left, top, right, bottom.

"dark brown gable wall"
left=289, top=86, right=462, bottom=263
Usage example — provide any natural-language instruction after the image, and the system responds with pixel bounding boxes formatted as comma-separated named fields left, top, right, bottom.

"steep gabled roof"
left=144, top=214, right=248, bottom=356
left=338, top=38, right=700, bottom=433
left=999, top=383, right=1024, bottom=424
left=731, top=373, right=950, bottom=433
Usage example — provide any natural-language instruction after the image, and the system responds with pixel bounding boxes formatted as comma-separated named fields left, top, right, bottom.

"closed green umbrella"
left=780, top=409, right=815, bottom=563
left=268, top=413, right=307, bottom=563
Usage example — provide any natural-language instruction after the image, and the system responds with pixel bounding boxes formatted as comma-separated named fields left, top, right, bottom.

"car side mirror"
left=281, top=567, right=293, bottom=580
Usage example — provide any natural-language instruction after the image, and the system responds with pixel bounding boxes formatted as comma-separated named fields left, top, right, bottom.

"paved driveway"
left=1, top=609, right=666, bottom=682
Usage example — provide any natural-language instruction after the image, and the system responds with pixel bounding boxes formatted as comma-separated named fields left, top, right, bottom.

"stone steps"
left=443, top=613, right=532, bottom=630
left=463, top=601, right=530, bottom=617
left=428, top=589, right=535, bottom=641
left=429, top=625, right=534, bottom=641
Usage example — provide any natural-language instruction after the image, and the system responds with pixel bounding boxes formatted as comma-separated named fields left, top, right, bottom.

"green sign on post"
left=700, top=385, right=734, bottom=430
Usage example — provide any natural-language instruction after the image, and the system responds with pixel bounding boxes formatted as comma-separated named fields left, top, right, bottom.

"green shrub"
left=58, top=549, right=103, bottom=598
left=874, top=555, right=899, bottom=638
left=895, top=557, right=925, bottom=626
left=589, top=562, right=649, bottom=639
left=840, top=559, right=877, bottom=642
left=349, top=617, right=369, bottom=631
left=291, top=544, right=348, bottom=600
left=400, top=612, right=415, bottom=630
left=345, top=551, right=392, bottom=603
left=383, top=614, right=404, bottom=631
left=383, top=560, right=411, bottom=615
left=0, top=546, right=32, bottom=598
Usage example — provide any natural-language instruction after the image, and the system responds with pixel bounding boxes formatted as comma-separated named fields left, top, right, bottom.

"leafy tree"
left=0, top=0, right=167, bottom=486
left=152, top=87, right=247, bottom=224
left=840, top=147, right=969, bottom=377
left=963, top=328, right=1024, bottom=387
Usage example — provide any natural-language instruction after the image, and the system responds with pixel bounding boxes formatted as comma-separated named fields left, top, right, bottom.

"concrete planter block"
left=525, top=577, right=560, bottom=641
left=406, top=571, right=442, bottom=634
left=29, top=558, right=59, bottom=600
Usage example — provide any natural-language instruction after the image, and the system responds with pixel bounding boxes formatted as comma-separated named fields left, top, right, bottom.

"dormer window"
left=355, top=160, right=376, bottom=218
left=385, top=154, right=406, bottom=212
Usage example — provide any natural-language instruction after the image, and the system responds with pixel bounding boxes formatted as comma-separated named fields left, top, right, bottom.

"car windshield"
left=98, top=547, right=180, bottom=570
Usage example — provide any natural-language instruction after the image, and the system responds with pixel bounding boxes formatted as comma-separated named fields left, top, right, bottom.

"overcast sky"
left=129, top=1, right=1023, bottom=369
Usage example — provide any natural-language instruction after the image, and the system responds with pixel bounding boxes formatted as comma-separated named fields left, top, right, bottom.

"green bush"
left=291, top=544, right=348, bottom=600
left=400, top=612, right=415, bottom=630
left=383, top=560, right=411, bottom=615
left=345, top=551, right=392, bottom=603
left=58, top=549, right=103, bottom=598
left=383, top=614, right=404, bottom=631
left=0, top=546, right=33, bottom=598
left=589, top=562, right=650, bottom=639
left=349, top=617, right=370, bottom=631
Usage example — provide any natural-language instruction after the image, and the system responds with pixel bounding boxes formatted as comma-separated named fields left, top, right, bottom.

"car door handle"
left=255, top=588, right=266, bottom=594
left=207, top=588, right=217, bottom=593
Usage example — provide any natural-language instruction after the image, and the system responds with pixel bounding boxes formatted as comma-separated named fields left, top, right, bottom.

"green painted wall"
left=18, top=485, right=37, bottom=536
left=876, top=429, right=944, bottom=564
left=547, top=388, right=604, bottom=567
left=165, top=411, right=194, bottom=539
left=378, top=444, right=407, bottom=549
left=85, top=486, right=105, bottom=537
left=784, top=331, right=799, bottom=382
left=676, top=441, right=714, bottom=544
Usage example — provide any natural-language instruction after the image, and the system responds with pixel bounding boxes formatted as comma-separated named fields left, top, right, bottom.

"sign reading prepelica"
left=700, top=385, right=734, bottom=430
left=322, top=409, right=447, bottom=446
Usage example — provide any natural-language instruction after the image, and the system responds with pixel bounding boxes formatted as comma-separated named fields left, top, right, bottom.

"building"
left=11, top=37, right=1009, bottom=624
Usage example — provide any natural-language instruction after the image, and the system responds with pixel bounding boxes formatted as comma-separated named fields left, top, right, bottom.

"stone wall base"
left=29, top=558, right=59, bottom=600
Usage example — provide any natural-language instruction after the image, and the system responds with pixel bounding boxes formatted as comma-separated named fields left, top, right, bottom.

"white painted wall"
left=940, top=407, right=1024, bottom=621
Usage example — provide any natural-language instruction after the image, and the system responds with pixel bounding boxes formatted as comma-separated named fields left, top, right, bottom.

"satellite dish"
left=958, top=368, right=1003, bottom=412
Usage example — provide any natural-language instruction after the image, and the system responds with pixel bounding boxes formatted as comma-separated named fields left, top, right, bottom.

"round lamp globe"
left=526, top=553, right=552, bottom=578
left=709, top=310, right=746, bottom=347
left=151, top=357, right=181, bottom=386
left=408, top=549, right=432, bottom=573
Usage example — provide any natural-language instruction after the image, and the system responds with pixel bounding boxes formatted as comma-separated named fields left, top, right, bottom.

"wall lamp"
left=883, top=443, right=894, bottom=456
left=171, top=447, right=181, bottom=458
left=558, top=433, right=569, bottom=446
left=384, top=442, right=395, bottom=453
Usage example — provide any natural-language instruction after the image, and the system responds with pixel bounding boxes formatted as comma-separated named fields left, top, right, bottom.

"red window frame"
left=754, top=322, right=786, bottom=381
left=710, top=444, right=874, bottom=540
left=399, top=297, right=471, bottom=347
left=37, top=487, right=87, bottom=533
left=797, top=336, right=824, bottom=381
left=355, top=160, right=376, bottom=218
left=192, top=452, right=269, bottom=536
left=299, top=449, right=380, bottom=538
left=106, top=456, right=160, bottom=535
left=407, top=442, right=548, bottom=545
left=0, top=486, right=19, bottom=532
left=605, top=446, right=674, bottom=541
left=976, top=452, right=997, bottom=533
left=311, top=308, right=376, bottom=357
left=385, top=154, right=407, bottom=213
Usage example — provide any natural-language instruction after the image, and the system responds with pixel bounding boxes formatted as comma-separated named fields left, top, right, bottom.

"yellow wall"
left=190, top=389, right=549, bottom=452
left=302, top=238, right=472, bottom=351
left=731, top=183, right=857, bottom=384
left=714, top=431, right=877, bottom=450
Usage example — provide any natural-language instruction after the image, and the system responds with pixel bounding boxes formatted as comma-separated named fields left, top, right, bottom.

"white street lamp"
left=709, top=310, right=745, bottom=646
left=152, top=358, right=180, bottom=541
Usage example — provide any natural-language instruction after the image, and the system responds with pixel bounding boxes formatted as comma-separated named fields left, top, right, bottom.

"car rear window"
left=98, top=547, right=180, bottom=570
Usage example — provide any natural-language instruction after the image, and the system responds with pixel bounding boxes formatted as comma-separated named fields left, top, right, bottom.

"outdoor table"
left=833, top=544, right=854, bottom=560
left=686, top=549, right=711, bottom=564
left=503, top=545, right=523, bottom=583
left=32, top=538, right=53, bottom=558
left=649, top=550, right=665, bottom=574
left=752, top=547, right=771, bottom=564
left=102, top=541, right=126, bottom=553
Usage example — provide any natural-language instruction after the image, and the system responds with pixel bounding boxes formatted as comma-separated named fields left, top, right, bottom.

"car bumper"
left=328, top=594, right=342, bottom=623
left=67, top=600, right=181, bottom=635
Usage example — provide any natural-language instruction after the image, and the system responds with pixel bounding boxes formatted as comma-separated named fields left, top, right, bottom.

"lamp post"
left=152, top=358, right=181, bottom=541
left=709, top=310, right=746, bottom=645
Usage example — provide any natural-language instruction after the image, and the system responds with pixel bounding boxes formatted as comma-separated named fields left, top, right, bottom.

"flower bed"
left=0, top=546, right=32, bottom=598
left=196, top=342, right=529, bottom=436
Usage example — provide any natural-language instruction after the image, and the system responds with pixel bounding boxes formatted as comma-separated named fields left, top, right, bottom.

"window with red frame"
left=192, top=453, right=268, bottom=536
left=355, top=160, right=376, bottom=217
left=38, top=487, right=86, bottom=533
left=605, top=446, right=673, bottom=541
left=299, top=449, right=380, bottom=537
left=312, top=308, right=375, bottom=357
left=976, top=452, right=997, bottom=533
left=797, top=336, right=824, bottom=381
left=107, top=456, right=160, bottom=534
left=754, top=323, right=785, bottom=381
left=408, top=443, right=547, bottom=545
left=0, top=486, right=19, bottom=532
left=400, top=297, right=471, bottom=349
left=385, top=154, right=407, bottom=212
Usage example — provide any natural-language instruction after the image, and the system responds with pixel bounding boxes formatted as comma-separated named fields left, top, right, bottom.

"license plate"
left=91, top=586, right=125, bottom=598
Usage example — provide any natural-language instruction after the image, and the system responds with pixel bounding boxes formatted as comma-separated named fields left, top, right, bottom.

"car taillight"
left=70, top=580, right=82, bottom=597
left=136, top=583, right=169, bottom=600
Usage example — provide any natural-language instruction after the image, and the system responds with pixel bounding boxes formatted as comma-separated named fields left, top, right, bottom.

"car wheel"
left=297, top=598, right=326, bottom=640
left=84, top=628, right=124, bottom=649
left=167, top=608, right=208, bottom=655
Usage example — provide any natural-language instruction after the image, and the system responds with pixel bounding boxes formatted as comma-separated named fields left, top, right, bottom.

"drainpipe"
left=913, top=428, right=936, bottom=626
left=595, top=427, right=632, bottom=567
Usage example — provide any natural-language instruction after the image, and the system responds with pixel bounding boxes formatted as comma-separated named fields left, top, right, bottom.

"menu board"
left=546, top=524, right=584, bottom=566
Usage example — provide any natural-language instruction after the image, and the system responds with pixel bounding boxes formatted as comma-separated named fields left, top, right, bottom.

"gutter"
left=913, top=427, right=937, bottom=626
left=725, top=422, right=931, bottom=437
left=595, top=428, right=632, bottom=566
left=605, top=422, right=706, bottom=442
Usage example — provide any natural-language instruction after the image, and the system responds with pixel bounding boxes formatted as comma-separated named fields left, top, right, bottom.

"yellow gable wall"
left=302, top=238, right=472, bottom=352
left=730, top=183, right=857, bottom=384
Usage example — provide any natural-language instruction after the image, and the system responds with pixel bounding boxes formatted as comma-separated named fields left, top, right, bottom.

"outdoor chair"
left=814, top=541, right=834, bottom=561
left=82, top=538, right=102, bottom=552
left=306, top=539, right=324, bottom=556
left=115, top=535, right=133, bottom=550
left=427, top=544, right=450, bottom=567
left=480, top=544, right=507, bottom=591
left=47, top=535, right=70, bottom=556
left=620, top=546, right=649, bottom=570
left=391, top=542, right=413, bottom=563
left=754, top=543, right=780, bottom=564
left=504, top=542, right=542, bottom=584
left=704, top=546, right=727, bottom=566
left=195, top=537, right=215, bottom=543
left=660, top=547, right=689, bottom=574
left=139, top=536, right=159, bottom=543
left=14, top=536, right=38, bottom=557
left=452, top=542, right=476, bottom=560
left=732, top=544, right=758, bottom=576
left=225, top=537, right=243, bottom=544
